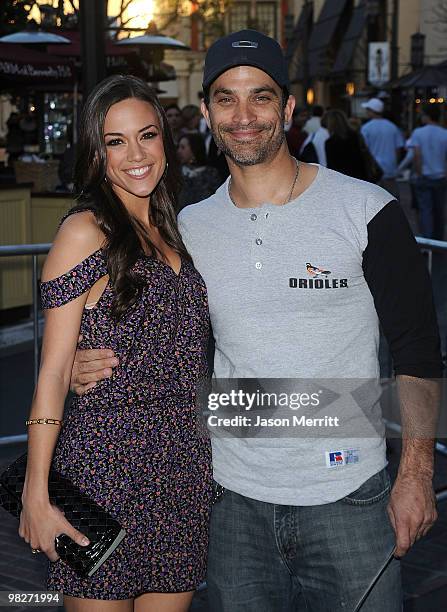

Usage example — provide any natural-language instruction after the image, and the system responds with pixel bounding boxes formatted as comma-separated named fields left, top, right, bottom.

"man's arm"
left=413, top=146, right=423, bottom=177
left=362, top=199, right=443, bottom=557
left=70, top=337, right=118, bottom=395
left=388, top=375, right=439, bottom=556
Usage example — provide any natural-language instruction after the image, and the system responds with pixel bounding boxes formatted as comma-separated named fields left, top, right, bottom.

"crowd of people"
left=5, top=89, right=446, bottom=239
left=164, top=101, right=227, bottom=210
left=285, top=98, right=447, bottom=240
left=161, top=94, right=447, bottom=240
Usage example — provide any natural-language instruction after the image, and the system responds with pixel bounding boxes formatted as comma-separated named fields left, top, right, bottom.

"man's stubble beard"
left=209, top=112, right=286, bottom=167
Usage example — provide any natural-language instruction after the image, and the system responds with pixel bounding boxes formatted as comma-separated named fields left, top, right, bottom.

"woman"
left=322, top=109, right=368, bottom=180
left=19, top=75, right=213, bottom=612
left=177, top=133, right=222, bottom=210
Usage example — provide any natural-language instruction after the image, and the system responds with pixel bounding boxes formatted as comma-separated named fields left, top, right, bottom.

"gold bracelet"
left=25, top=418, right=63, bottom=426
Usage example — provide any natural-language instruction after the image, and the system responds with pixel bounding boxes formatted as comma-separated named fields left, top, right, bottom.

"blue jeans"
left=414, top=176, right=446, bottom=240
left=207, top=468, right=402, bottom=611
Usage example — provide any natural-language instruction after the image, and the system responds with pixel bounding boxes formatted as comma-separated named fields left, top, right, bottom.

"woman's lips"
left=123, top=165, right=153, bottom=180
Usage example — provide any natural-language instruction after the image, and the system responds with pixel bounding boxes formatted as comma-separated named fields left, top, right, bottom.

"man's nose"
left=232, top=101, right=256, bottom=125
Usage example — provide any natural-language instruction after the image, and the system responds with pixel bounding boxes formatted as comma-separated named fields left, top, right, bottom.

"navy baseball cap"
left=202, top=30, right=290, bottom=93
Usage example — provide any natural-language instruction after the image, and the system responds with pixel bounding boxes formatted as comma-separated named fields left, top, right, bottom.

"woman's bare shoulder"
left=42, top=210, right=105, bottom=282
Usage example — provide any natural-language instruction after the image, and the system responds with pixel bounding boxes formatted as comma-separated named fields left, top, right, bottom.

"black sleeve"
left=362, top=200, right=443, bottom=378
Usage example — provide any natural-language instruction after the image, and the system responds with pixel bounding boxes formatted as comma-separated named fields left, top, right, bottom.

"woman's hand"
left=19, top=495, right=90, bottom=562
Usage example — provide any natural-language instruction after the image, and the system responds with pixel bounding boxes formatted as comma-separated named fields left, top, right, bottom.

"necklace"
left=228, top=158, right=300, bottom=208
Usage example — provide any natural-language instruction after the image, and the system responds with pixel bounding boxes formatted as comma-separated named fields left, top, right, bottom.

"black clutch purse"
left=0, top=454, right=126, bottom=578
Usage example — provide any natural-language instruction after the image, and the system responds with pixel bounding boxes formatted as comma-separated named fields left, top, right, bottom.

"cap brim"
left=203, top=60, right=288, bottom=91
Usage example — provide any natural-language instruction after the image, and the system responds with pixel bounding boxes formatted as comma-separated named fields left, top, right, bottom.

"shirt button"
left=255, top=238, right=263, bottom=245
left=255, top=262, right=262, bottom=269
left=250, top=214, right=257, bottom=221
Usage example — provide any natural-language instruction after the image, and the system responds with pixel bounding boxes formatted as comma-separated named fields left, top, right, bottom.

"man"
left=286, top=107, right=309, bottom=159
left=181, top=104, right=202, bottom=133
left=303, top=104, right=324, bottom=135
left=410, top=103, right=447, bottom=239
left=361, top=97, right=405, bottom=198
left=299, top=120, right=329, bottom=165
left=72, top=31, right=441, bottom=611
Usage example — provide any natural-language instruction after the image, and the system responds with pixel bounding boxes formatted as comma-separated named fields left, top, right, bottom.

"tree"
left=0, top=0, right=233, bottom=40
left=155, top=0, right=233, bottom=41
left=0, top=0, right=34, bottom=34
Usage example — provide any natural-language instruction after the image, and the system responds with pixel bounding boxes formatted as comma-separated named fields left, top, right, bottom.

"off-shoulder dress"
left=40, top=242, right=212, bottom=599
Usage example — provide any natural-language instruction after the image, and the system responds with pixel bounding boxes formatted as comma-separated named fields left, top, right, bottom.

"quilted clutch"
left=0, top=454, right=126, bottom=578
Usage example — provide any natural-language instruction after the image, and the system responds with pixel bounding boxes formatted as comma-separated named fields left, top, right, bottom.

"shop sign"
left=0, top=60, right=73, bottom=81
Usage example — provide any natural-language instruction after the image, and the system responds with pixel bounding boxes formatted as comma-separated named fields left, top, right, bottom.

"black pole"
left=79, top=0, right=106, bottom=100
left=390, top=0, right=400, bottom=123
left=391, top=0, right=399, bottom=81
left=302, top=0, right=312, bottom=108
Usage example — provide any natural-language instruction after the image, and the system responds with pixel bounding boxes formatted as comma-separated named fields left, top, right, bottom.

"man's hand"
left=71, top=336, right=118, bottom=395
left=387, top=471, right=437, bottom=558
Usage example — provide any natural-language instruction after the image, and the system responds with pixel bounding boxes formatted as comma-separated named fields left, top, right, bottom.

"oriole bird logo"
left=306, top=263, right=331, bottom=277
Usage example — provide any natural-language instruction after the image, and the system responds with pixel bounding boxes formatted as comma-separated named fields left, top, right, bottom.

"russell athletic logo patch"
left=289, top=263, right=348, bottom=289
left=325, top=449, right=360, bottom=468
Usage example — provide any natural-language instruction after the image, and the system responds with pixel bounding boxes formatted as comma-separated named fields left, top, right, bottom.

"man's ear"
left=284, top=94, right=296, bottom=125
left=201, top=100, right=211, bottom=130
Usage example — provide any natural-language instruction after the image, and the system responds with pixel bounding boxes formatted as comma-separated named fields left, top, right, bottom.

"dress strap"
left=40, top=249, right=108, bottom=309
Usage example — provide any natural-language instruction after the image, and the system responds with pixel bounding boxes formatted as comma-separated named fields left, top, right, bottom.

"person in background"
left=299, top=119, right=329, bottom=166
left=303, top=104, right=324, bottom=135
left=396, top=133, right=418, bottom=210
left=177, top=132, right=222, bottom=210
left=6, top=112, right=25, bottom=165
left=181, top=104, right=202, bottom=134
left=348, top=116, right=362, bottom=133
left=411, top=104, right=447, bottom=240
left=322, top=109, right=368, bottom=180
left=165, top=103, right=183, bottom=145
left=286, top=107, right=309, bottom=159
left=361, top=98, right=405, bottom=198
left=197, top=91, right=210, bottom=136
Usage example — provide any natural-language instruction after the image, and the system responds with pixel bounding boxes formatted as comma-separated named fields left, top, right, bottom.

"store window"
left=230, top=2, right=250, bottom=32
left=229, top=1, right=278, bottom=39
left=256, top=3, right=277, bottom=39
left=43, top=93, right=72, bottom=156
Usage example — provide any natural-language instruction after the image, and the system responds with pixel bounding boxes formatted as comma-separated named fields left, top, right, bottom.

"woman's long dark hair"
left=179, top=133, right=208, bottom=166
left=321, top=109, right=352, bottom=140
left=72, top=75, right=188, bottom=320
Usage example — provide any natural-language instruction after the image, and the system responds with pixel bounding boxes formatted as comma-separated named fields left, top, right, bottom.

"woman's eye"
left=106, top=138, right=122, bottom=146
left=142, top=131, right=158, bottom=140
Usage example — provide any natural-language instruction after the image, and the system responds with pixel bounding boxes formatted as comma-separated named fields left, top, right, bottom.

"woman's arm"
left=20, top=212, right=104, bottom=560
